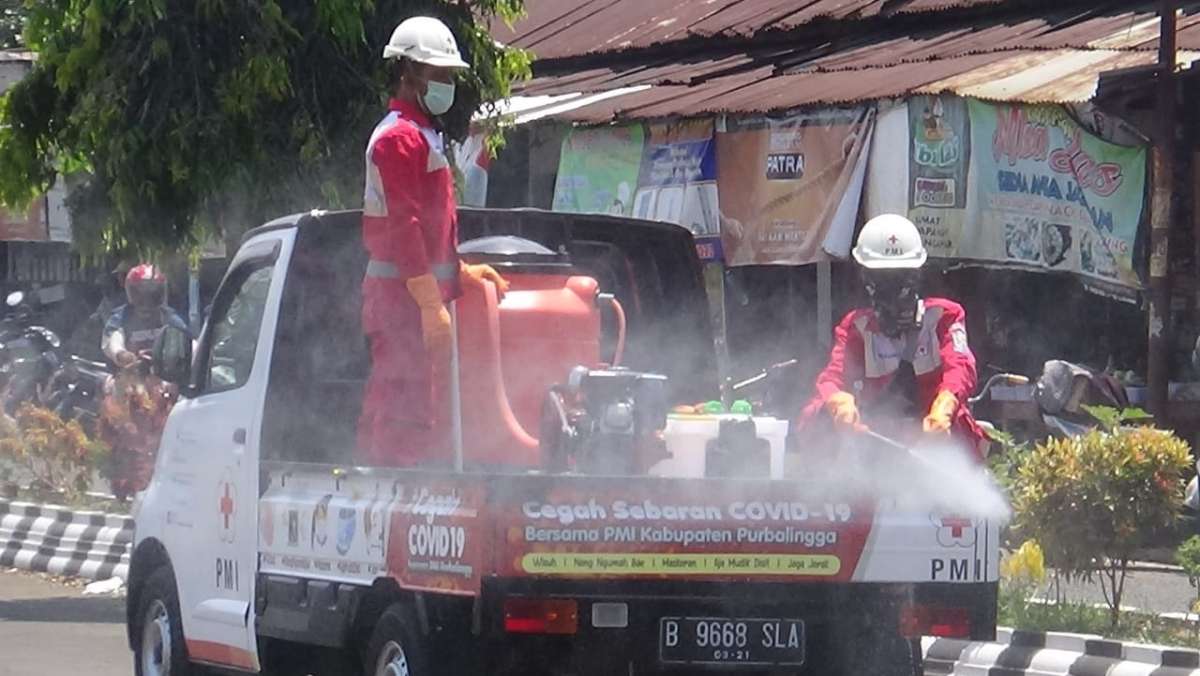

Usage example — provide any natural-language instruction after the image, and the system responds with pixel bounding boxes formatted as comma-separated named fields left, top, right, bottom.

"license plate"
left=659, top=617, right=805, bottom=666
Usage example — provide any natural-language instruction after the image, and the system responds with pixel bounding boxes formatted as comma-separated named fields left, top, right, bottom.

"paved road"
left=0, top=570, right=129, bottom=676
left=0, top=563, right=1193, bottom=676
left=1050, top=567, right=1198, bottom=616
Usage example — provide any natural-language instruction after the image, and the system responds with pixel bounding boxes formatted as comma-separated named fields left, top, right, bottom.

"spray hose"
left=609, top=297, right=626, bottom=367
left=479, top=278, right=539, bottom=449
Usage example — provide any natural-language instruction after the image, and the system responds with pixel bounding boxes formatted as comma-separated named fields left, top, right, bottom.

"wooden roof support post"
left=1149, top=0, right=1178, bottom=421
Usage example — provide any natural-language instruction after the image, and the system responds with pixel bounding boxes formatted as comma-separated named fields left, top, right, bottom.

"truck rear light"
left=504, top=598, right=579, bottom=635
left=899, top=604, right=971, bottom=639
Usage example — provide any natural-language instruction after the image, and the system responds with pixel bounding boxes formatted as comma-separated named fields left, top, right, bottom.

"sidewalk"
left=1051, top=564, right=1195, bottom=617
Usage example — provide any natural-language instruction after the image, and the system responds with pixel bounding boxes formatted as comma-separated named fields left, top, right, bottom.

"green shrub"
left=1011, top=423, right=1191, bottom=629
left=0, top=404, right=109, bottom=500
left=1177, top=535, right=1200, bottom=635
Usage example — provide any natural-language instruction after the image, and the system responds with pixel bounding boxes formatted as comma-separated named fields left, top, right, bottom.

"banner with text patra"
left=961, top=100, right=1146, bottom=287
left=717, top=109, right=873, bottom=266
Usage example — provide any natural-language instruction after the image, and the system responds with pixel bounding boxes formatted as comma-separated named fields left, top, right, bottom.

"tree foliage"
left=0, top=0, right=23, bottom=49
left=0, top=0, right=530, bottom=257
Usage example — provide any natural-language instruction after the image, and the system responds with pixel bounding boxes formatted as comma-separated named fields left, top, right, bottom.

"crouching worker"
left=798, top=214, right=987, bottom=459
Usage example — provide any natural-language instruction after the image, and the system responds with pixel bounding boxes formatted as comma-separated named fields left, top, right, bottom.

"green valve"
left=702, top=400, right=725, bottom=414
left=730, top=399, right=753, bottom=415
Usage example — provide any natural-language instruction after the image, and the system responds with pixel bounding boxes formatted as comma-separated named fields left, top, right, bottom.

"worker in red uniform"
left=358, top=16, right=507, bottom=467
left=801, top=214, right=987, bottom=458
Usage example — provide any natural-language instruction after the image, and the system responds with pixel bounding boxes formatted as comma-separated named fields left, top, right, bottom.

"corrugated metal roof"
left=499, top=1, right=1200, bottom=60
left=496, top=0, right=1023, bottom=59
left=504, top=6, right=1200, bottom=121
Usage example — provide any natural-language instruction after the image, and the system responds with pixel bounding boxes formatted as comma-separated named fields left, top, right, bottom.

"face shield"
left=126, top=278, right=166, bottom=311
left=863, top=268, right=921, bottom=337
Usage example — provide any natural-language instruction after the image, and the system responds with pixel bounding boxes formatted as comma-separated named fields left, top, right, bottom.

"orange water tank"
left=455, top=237, right=607, bottom=468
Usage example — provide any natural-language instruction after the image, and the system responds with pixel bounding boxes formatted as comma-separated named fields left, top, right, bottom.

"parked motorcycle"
left=1032, top=359, right=1130, bottom=437
left=0, top=290, right=68, bottom=415
left=41, top=354, right=111, bottom=433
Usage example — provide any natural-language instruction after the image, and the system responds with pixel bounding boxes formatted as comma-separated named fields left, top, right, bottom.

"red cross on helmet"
left=852, top=214, right=927, bottom=270
left=125, top=263, right=167, bottom=310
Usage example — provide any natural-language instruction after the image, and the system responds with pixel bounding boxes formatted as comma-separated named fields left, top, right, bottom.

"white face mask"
left=422, top=80, right=455, bottom=116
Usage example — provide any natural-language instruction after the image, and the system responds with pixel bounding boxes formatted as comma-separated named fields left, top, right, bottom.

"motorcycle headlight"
left=38, top=328, right=60, bottom=349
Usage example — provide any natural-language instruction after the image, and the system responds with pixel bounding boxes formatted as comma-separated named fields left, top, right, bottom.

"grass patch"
left=1000, top=583, right=1200, bottom=649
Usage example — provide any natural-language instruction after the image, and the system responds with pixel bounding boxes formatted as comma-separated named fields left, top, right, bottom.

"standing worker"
left=799, top=214, right=987, bottom=457
left=358, top=16, right=508, bottom=467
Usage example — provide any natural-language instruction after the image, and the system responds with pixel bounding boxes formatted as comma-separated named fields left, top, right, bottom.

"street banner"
left=907, top=95, right=970, bottom=258
left=632, top=119, right=723, bottom=260
left=962, top=99, right=1146, bottom=287
left=717, top=108, right=873, bottom=266
left=552, top=125, right=644, bottom=216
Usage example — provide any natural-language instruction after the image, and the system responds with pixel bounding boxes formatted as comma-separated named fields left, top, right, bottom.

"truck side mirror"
left=153, top=326, right=193, bottom=387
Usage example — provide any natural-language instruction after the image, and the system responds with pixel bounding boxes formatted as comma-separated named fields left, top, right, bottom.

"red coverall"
left=358, top=98, right=462, bottom=466
left=800, top=297, right=987, bottom=458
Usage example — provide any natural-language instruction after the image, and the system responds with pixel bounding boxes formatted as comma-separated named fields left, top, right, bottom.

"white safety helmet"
left=383, top=16, right=470, bottom=69
left=852, top=213, right=928, bottom=269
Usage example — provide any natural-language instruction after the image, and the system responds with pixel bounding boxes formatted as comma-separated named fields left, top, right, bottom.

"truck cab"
left=125, top=208, right=998, bottom=676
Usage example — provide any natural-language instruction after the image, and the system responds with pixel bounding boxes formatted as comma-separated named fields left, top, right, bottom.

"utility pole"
left=1148, top=0, right=1177, bottom=420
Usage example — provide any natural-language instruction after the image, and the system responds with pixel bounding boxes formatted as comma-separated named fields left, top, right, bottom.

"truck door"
left=158, top=234, right=289, bottom=671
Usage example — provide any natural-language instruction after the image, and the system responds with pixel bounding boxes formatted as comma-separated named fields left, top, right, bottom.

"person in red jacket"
left=801, top=214, right=987, bottom=458
left=358, top=16, right=507, bottom=467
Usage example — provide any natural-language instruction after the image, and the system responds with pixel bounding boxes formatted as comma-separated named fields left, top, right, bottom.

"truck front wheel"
left=134, top=567, right=192, bottom=676
left=364, top=603, right=428, bottom=676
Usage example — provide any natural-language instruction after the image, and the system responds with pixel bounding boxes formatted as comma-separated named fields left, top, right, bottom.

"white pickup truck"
left=125, top=207, right=999, bottom=676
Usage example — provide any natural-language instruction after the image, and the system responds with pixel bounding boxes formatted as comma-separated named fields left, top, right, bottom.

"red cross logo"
left=888, top=234, right=900, bottom=245
left=940, top=516, right=971, bottom=538
left=932, top=513, right=976, bottom=547
left=218, top=481, right=236, bottom=543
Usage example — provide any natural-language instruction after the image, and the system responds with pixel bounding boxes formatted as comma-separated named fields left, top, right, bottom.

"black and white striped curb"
left=922, top=627, right=1200, bottom=675
left=0, top=498, right=132, bottom=581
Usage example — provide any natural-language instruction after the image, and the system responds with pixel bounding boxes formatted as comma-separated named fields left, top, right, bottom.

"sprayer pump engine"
left=540, top=366, right=669, bottom=475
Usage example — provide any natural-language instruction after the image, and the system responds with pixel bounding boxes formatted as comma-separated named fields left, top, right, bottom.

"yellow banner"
left=520, top=552, right=840, bottom=576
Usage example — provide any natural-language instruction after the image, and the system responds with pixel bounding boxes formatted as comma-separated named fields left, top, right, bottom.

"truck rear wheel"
left=134, top=567, right=192, bottom=676
left=364, top=603, right=428, bottom=676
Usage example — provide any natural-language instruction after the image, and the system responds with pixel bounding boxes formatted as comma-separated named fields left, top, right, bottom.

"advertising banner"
left=260, top=467, right=1001, bottom=591
left=717, top=109, right=873, bottom=266
left=633, top=119, right=723, bottom=260
left=552, top=125, right=645, bottom=216
left=961, top=100, right=1146, bottom=287
left=503, top=481, right=875, bottom=583
left=907, top=95, right=970, bottom=258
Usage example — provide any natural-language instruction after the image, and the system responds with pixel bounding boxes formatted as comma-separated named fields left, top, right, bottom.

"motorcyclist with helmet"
left=99, top=264, right=189, bottom=500
left=800, top=214, right=987, bottom=458
left=102, top=264, right=189, bottom=368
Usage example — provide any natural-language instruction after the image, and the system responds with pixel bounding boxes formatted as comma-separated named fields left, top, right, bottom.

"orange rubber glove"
left=923, top=390, right=959, bottom=434
left=825, top=391, right=866, bottom=432
left=461, top=262, right=510, bottom=301
left=405, top=273, right=451, bottom=360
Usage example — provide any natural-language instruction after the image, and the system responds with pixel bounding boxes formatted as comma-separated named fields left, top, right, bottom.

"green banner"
left=962, top=100, right=1146, bottom=287
left=552, top=125, right=645, bottom=216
